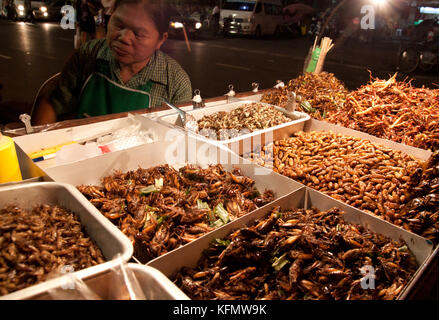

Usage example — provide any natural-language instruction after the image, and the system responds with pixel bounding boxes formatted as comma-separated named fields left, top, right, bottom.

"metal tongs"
left=192, top=89, right=205, bottom=109
left=19, top=113, right=34, bottom=134
left=163, top=101, right=199, bottom=133
left=285, top=92, right=310, bottom=117
left=285, top=92, right=297, bottom=113
left=225, top=84, right=240, bottom=103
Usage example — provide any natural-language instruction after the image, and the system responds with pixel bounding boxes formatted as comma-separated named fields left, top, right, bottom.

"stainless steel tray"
left=0, top=182, right=134, bottom=300
left=43, top=135, right=303, bottom=199
left=147, top=186, right=434, bottom=300
left=399, top=244, right=439, bottom=299
left=42, top=135, right=303, bottom=263
left=23, top=263, right=189, bottom=300
left=303, top=119, right=432, bottom=161
left=157, top=100, right=310, bottom=155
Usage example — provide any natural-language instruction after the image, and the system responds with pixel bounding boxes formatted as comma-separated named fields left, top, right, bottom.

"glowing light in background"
left=372, top=0, right=388, bottom=8
left=41, top=23, right=56, bottom=31
left=17, top=22, right=31, bottom=53
left=171, top=22, right=184, bottom=29
left=420, top=7, right=439, bottom=15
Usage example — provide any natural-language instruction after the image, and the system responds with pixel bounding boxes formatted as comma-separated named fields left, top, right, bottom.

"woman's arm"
left=32, top=49, right=84, bottom=125
left=32, top=97, right=57, bottom=125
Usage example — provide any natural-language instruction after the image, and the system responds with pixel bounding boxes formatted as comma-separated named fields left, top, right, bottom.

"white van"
left=220, top=0, right=283, bottom=37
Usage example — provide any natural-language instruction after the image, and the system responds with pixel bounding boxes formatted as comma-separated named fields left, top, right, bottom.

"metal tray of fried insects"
left=304, top=118, right=432, bottom=161
left=42, top=134, right=303, bottom=200
left=0, top=182, right=133, bottom=300
left=147, top=186, right=434, bottom=300
left=157, top=100, right=311, bottom=156
left=23, top=263, right=189, bottom=300
left=41, top=135, right=304, bottom=263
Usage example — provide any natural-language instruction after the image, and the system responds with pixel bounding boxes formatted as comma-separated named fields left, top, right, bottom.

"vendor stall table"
left=2, top=89, right=438, bottom=300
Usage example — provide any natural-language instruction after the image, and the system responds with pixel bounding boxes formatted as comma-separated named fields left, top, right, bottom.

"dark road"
left=1, top=19, right=439, bottom=123
left=0, top=20, right=75, bottom=104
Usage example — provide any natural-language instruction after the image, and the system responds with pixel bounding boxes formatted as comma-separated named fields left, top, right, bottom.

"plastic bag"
left=55, top=113, right=158, bottom=165
left=45, top=265, right=102, bottom=300
left=104, top=254, right=146, bottom=300
left=95, top=113, right=157, bottom=153
left=45, top=255, right=146, bottom=300
left=55, top=142, right=103, bottom=166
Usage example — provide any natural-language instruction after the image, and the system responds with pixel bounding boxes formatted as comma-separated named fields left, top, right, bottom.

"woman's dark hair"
left=113, top=0, right=170, bottom=37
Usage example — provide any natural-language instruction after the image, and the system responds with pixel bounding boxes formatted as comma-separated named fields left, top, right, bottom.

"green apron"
left=78, top=60, right=152, bottom=118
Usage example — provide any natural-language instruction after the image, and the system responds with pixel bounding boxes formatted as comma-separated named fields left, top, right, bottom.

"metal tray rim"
left=128, top=264, right=191, bottom=300
left=157, top=100, right=311, bottom=144
left=146, top=186, right=434, bottom=300
left=0, top=181, right=134, bottom=300
left=4, top=262, right=190, bottom=300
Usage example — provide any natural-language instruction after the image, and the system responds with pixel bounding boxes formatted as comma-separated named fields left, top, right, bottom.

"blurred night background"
left=1, top=0, right=439, bottom=127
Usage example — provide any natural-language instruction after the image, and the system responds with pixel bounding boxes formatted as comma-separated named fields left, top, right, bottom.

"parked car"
left=4, top=0, right=50, bottom=21
left=10, top=0, right=49, bottom=21
left=30, top=0, right=50, bottom=20
left=220, top=0, right=284, bottom=38
left=8, top=0, right=26, bottom=20
left=404, top=18, right=439, bottom=43
left=168, top=7, right=203, bottom=39
left=32, top=0, right=73, bottom=21
left=8, top=0, right=73, bottom=22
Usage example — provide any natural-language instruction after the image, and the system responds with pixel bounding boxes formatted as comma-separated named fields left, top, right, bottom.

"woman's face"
left=107, top=3, right=168, bottom=67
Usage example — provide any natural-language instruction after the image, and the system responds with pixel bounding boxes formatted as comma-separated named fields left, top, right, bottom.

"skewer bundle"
left=314, top=37, right=334, bottom=74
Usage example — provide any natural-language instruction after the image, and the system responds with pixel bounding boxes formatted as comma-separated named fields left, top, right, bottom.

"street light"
left=317, top=0, right=388, bottom=45
left=372, top=0, right=387, bottom=6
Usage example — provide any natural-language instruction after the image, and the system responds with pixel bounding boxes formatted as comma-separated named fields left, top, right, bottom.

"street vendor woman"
left=32, top=0, right=192, bottom=125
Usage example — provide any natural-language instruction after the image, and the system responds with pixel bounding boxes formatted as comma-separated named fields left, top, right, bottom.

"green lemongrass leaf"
left=272, top=253, right=289, bottom=271
left=155, top=178, right=163, bottom=190
left=211, top=219, right=225, bottom=228
left=139, top=185, right=158, bottom=195
left=398, top=245, right=408, bottom=252
left=301, top=101, right=312, bottom=112
left=212, top=238, right=231, bottom=247
left=156, top=215, right=169, bottom=227
left=214, top=203, right=229, bottom=224
left=197, top=199, right=210, bottom=210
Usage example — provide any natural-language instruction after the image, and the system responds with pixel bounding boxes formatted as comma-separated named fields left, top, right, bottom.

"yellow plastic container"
left=0, top=135, right=23, bottom=183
